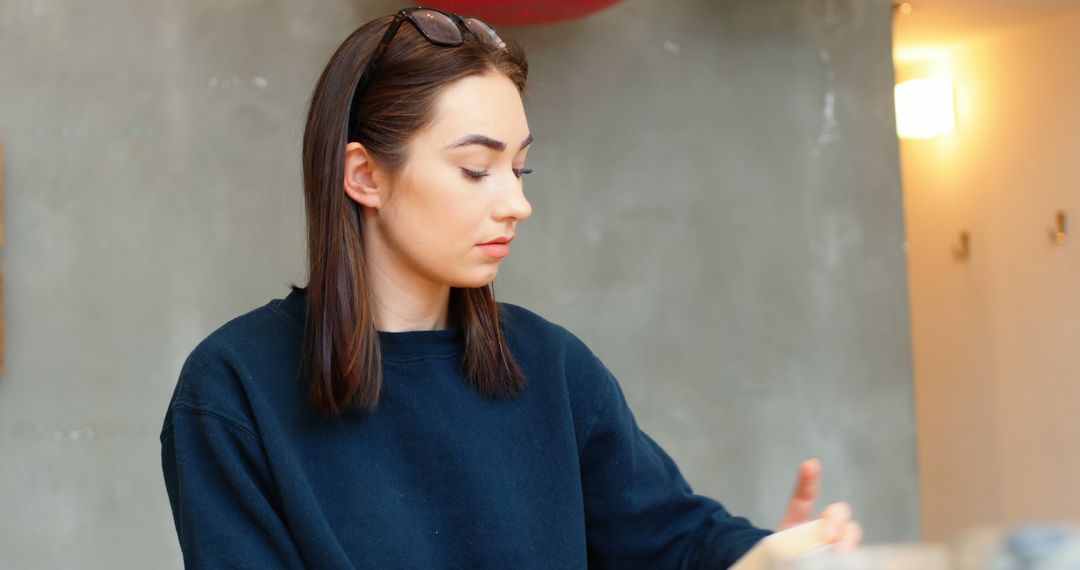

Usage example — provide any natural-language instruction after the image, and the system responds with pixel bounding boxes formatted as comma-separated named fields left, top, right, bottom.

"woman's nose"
left=497, top=179, right=532, bottom=222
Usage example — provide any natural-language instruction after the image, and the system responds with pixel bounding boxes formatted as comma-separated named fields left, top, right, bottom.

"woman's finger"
left=778, top=458, right=822, bottom=528
left=833, top=521, right=863, bottom=553
left=820, top=501, right=852, bottom=523
left=791, top=458, right=822, bottom=503
left=817, top=502, right=852, bottom=542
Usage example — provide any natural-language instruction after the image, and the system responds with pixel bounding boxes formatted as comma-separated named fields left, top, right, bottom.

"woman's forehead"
left=426, top=73, right=529, bottom=148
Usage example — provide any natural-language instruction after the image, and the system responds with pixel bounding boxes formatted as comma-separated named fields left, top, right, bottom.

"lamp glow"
left=895, top=79, right=955, bottom=139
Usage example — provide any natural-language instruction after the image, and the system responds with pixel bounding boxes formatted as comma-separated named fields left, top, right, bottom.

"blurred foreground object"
left=779, top=543, right=950, bottom=570
left=955, top=524, right=1080, bottom=570
left=777, top=523, right=1080, bottom=569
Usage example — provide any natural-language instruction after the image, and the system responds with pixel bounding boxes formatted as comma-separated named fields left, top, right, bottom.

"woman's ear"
left=343, top=142, right=385, bottom=210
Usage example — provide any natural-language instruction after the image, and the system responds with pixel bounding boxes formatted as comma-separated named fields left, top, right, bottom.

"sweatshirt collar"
left=280, top=287, right=463, bottom=361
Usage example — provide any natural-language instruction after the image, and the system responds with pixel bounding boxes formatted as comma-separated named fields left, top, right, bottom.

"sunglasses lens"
left=412, top=9, right=463, bottom=45
left=464, top=17, right=506, bottom=50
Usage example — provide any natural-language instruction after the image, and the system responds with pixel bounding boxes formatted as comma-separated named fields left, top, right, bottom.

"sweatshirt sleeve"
left=161, top=405, right=307, bottom=569
left=160, top=338, right=308, bottom=569
left=576, top=352, right=773, bottom=569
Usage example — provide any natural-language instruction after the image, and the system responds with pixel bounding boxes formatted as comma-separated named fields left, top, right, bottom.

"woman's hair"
left=290, top=14, right=529, bottom=417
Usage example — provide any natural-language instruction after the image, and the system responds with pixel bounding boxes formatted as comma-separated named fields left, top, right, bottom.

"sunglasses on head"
left=347, top=6, right=506, bottom=142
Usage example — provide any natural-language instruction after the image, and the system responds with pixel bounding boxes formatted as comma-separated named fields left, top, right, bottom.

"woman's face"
left=356, top=71, right=533, bottom=291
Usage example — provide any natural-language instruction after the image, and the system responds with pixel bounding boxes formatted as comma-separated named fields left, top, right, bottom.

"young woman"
left=160, top=7, right=861, bottom=568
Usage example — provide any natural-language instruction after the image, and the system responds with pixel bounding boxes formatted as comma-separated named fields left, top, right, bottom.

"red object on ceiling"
left=420, top=0, right=623, bottom=26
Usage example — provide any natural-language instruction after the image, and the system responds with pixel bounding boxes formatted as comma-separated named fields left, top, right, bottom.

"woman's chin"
left=450, top=268, right=499, bottom=288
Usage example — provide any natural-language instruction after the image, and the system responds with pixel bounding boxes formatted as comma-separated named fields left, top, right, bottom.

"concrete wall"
left=0, top=0, right=918, bottom=567
left=901, top=6, right=1080, bottom=541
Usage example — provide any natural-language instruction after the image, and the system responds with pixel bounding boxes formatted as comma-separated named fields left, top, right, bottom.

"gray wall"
left=0, top=0, right=918, bottom=567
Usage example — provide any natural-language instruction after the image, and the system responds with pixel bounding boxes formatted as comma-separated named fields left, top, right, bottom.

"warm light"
left=895, top=79, right=956, bottom=139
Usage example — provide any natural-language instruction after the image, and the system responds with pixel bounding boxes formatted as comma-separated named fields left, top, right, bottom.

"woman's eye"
left=461, top=168, right=489, bottom=181
left=461, top=167, right=534, bottom=181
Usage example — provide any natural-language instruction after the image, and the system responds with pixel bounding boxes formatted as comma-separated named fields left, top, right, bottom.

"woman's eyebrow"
left=444, top=133, right=533, bottom=152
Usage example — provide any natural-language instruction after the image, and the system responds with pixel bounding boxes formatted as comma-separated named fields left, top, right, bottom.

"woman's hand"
left=777, top=458, right=863, bottom=552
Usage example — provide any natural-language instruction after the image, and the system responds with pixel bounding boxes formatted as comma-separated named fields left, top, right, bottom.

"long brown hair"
left=291, top=14, right=529, bottom=416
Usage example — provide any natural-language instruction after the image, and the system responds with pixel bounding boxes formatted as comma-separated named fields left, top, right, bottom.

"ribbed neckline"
left=278, top=287, right=463, bottom=361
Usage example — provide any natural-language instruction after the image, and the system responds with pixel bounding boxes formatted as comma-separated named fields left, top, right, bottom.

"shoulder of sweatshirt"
left=496, top=301, right=601, bottom=367
left=161, top=298, right=294, bottom=439
left=496, top=301, right=618, bottom=417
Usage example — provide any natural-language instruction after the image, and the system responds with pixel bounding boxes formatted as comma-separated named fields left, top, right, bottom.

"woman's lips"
left=478, top=235, right=513, bottom=258
left=477, top=243, right=510, bottom=258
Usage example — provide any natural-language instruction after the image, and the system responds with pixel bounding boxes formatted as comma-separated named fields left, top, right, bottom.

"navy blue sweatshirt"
left=160, top=288, right=771, bottom=568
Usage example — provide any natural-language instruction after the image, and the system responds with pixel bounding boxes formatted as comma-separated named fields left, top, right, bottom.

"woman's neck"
left=365, top=250, right=451, bottom=333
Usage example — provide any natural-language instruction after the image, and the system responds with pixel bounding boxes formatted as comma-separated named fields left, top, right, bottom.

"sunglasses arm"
left=350, top=12, right=407, bottom=117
